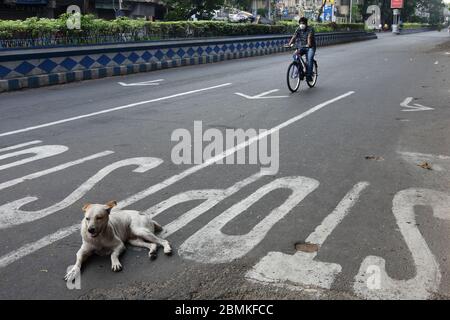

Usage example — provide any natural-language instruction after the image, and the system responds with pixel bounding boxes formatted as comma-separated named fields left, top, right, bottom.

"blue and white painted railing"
left=0, top=31, right=376, bottom=93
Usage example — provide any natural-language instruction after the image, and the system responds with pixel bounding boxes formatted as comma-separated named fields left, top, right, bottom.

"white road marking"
left=354, top=188, right=450, bottom=299
left=118, top=91, right=354, bottom=209
left=246, top=182, right=369, bottom=290
left=179, top=176, right=320, bottom=263
left=399, top=151, right=450, bottom=172
left=0, top=145, right=68, bottom=171
left=0, top=140, right=42, bottom=153
left=305, top=182, right=370, bottom=245
left=0, top=91, right=355, bottom=269
left=118, top=79, right=164, bottom=86
left=434, top=61, right=439, bottom=65
left=0, top=224, right=80, bottom=269
left=143, top=173, right=263, bottom=237
left=0, top=83, right=232, bottom=138
left=235, top=89, right=289, bottom=100
left=0, top=157, right=163, bottom=229
left=400, top=97, right=434, bottom=112
left=0, top=151, right=114, bottom=192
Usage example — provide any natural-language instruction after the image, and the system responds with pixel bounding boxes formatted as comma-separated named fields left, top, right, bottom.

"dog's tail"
left=154, top=221, right=163, bottom=234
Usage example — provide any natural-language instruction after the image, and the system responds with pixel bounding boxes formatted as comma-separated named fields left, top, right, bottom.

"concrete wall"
left=0, top=31, right=377, bottom=92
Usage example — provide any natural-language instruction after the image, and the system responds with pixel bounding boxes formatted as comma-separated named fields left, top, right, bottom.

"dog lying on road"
left=64, top=200, right=172, bottom=282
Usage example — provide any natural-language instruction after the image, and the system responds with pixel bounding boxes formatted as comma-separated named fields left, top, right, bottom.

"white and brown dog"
left=64, top=200, right=172, bottom=282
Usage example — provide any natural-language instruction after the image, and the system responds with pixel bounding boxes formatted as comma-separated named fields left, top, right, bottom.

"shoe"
left=306, top=76, right=313, bottom=82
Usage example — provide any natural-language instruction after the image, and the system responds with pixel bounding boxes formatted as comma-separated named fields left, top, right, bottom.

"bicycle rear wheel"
left=287, top=62, right=301, bottom=93
left=307, top=60, right=318, bottom=88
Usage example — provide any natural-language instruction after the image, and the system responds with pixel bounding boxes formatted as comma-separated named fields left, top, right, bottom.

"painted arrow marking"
left=235, top=89, right=289, bottom=100
left=118, top=79, right=164, bottom=86
left=401, top=97, right=434, bottom=112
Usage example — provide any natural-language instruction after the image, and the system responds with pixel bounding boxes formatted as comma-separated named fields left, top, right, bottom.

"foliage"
left=278, top=21, right=365, bottom=33
left=351, top=3, right=363, bottom=23
left=257, top=8, right=267, bottom=17
left=402, top=22, right=430, bottom=30
left=0, top=15, right=366, bottom=46
left=229, top=0, right=252, bottom=11
left=165, top=0, right=225, bottom=20
left=361, top=0, right=445, bottom=25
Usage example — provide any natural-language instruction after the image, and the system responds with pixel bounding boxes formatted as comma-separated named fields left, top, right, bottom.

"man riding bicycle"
left=288, top=17, right=316, bottom=82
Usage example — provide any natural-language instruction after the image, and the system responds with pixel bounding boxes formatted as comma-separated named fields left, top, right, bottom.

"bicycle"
left=285, top=45, right=318, bottom=93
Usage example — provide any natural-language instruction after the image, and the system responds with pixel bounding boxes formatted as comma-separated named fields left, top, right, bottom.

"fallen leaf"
left=418, top=162, right=432, bottom=170
left=365, top=155, right=384, bottom=161
left=295, top=242, right=319, bottom=253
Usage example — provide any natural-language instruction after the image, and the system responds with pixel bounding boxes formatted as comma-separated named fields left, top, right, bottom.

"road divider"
left=0, top=32, right=376, bottom=93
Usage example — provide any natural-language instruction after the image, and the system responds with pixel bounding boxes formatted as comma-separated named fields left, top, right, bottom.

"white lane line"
left=0, top=224, right=80, bottom=269
left=306, top=181, right=370, bottom=246
left=0, top=91, right=355, bottom=269
left=118, top=79, right=164, bottom=86
left=0, top=83, right=232, bottom=138
left=0, top=140, right=42, bottom=153
left=0, top=151, right=114, bottom=191
left=119, top=91, right=355, bottom=208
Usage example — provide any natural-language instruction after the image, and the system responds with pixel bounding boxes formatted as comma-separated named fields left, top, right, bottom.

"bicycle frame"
left=292, top=49, right=308, bottom=77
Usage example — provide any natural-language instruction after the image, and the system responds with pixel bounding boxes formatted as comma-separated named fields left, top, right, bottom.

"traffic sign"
left=391, top=0, right=404, bottom=9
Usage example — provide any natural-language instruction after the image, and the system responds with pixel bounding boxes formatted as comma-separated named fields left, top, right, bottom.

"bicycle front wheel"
left=287, top=62, right=301, bottom=93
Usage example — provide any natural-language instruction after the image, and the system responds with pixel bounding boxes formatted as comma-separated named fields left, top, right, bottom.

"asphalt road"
left=0, top=31, right=449, bottom=300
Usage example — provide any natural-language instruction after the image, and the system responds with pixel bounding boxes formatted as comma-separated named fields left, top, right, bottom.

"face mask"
left=299, top=24, right=306, bottom=30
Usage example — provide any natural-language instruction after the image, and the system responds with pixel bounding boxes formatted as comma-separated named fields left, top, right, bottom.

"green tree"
left=360, top=0, right=445, bottom=25
left=417, top=0, right=445, bottom=25
left=229, top=0, right=252, bottom=11
left=165, top=0, right=225, bottom=21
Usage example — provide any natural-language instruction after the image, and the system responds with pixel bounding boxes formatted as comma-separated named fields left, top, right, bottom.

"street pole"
left=349, top=0, right=353, bottom=23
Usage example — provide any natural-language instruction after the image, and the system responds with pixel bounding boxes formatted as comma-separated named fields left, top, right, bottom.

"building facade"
left=273, top=0, right=364, bottom=22
left=0, top=0, right=166, bottom=20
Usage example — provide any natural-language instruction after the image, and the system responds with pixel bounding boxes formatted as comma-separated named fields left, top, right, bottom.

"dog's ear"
left=105, top=200, right=117, bottom=214
left=82, top=203, right=91, bottom=212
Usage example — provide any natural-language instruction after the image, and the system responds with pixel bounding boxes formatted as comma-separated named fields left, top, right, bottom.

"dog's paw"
left=149, top=243, right=157, bottom=253
left=111, top=262, right=122, bottom=272
left=149, top=252, right=157, bottom=260
left=64, top=266, right=80, bottom=282
left=164, top=245, right=172, bottom=255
